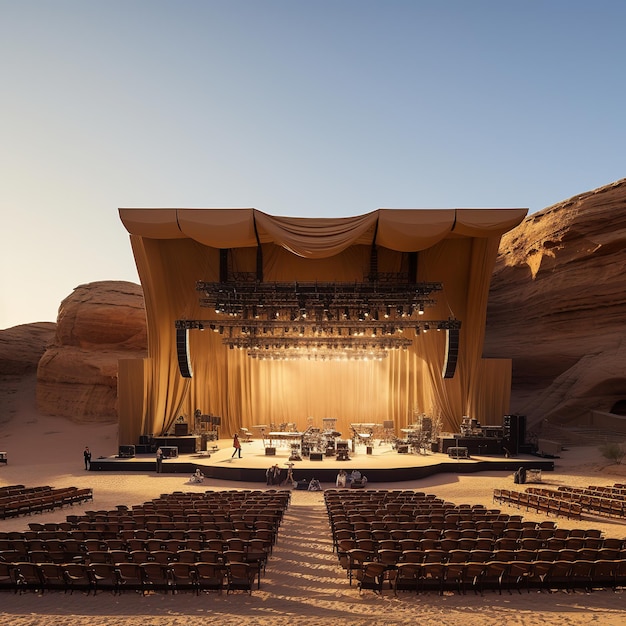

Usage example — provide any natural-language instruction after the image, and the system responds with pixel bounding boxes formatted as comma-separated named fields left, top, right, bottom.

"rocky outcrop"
left=485, top=178, right=626, bottom=430
left=36, top=281, right=147, bottom=423
left=0, top=323, right=56, bottom=375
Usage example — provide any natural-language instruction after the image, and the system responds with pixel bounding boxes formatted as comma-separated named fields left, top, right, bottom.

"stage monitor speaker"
left=265, top=447, right=276, bottom=456
left=118, top=445, right=135, bottom=458
left=442, top=328, right=460, bottom=379
left=176, top=328, right=193, bottom=378
left=212, top=416, right=221, bottom=426
left=310, top=452, right=323, bottom=461
left=174, top=423, right=189, bottom=436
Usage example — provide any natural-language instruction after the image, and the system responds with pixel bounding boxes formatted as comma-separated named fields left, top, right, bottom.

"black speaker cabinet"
left=174, top=423, right=189, bottom=436
left=118, top=445, right=135, bottom=458
left=397, top=445, right=409, bottom=454
left=503, top=414, right=526, bottom=455
left=442, top=327, right=460, bottom=379
left=265, top=447, right=276, bottom=456
left=160, top=446, right=178, bottom=458
left=212, top=416, right=221, bottom=426
left=176, top=328, right=193, bottom=378
left=310, top=452, right=323, bottom=461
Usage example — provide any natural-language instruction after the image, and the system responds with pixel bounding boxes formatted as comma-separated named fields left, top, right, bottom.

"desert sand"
left=1, top=376, right=626, bottom=625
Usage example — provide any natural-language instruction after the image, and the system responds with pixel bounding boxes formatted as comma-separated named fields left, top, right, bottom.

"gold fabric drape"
left=118, top=208, right=526, bottom=443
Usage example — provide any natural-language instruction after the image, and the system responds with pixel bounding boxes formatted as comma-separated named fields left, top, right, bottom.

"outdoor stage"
left=90, top=438, right=554, bottom=483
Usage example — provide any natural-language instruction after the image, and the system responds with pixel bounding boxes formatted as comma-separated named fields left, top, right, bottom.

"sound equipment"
left=310, top=452, right=323, bottom=461
left=176, top=327, right=193, bottom=378
left=397, top=445, right=409, bottom=454
left=135, top=444, right=150, bottom=454
left=118, top=445, right=135, bottom=458
left=442, top=327, right=460, bottom=379
left=174, top=423, right=189, bottom=436
left=212, top=416, right=221, bottom=426
left=265, top=447, right=276, bottom=456
left=503, top=414, right=526, bottom=456
left=160, top=446, right=178, bottom=458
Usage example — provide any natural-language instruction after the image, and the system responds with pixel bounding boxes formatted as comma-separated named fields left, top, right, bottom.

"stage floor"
left=90, top=438, right=555, bottom=484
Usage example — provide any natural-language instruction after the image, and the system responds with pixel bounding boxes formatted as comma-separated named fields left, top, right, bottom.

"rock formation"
left=485, top=178, right=626, bottom=431
left=36, top=281, right=147, bottom=423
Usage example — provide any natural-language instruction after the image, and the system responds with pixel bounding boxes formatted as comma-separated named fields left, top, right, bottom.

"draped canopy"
left=118, top=207, right=526, bottom=444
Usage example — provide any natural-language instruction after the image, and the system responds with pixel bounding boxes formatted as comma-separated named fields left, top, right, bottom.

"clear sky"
left=1, top=1, right=625, bottom=330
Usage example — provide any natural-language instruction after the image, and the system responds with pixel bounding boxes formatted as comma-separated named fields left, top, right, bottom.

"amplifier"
left=118, top=445, right=135, bottom=458
left=160, top=446, right=178, bottom=458
left=310, top=452, right=323, bottom=461
left=397, top=445, right=409, bottom=454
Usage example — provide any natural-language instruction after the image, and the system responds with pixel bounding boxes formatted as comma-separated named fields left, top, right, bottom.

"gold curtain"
left=117, top=208, right=526, bottom=443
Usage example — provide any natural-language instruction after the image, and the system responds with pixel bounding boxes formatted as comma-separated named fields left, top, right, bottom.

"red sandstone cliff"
left=35, top=281, right=147, bottom=423
left=485, top=178, right=626, bottom=430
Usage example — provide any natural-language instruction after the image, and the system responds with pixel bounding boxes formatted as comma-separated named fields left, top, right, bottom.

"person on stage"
left=156, top=447, right=163, bottom=473
left=83, top=446, right=91, bottom=470
left=231, top=433, right=242, bottom=458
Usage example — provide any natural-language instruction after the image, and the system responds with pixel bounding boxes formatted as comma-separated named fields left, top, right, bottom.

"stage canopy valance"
left=118, top=207, right=526, bottom=444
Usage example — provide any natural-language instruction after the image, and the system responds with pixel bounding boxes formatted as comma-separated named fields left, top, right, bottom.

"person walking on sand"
left=83, top=446, right=91, bottom=470
left=231, top=433, right=242, bottom=458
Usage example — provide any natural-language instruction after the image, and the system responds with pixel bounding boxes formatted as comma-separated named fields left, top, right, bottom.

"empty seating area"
left=0, top=485, right=93, bottom=519
left=325, top=488, right=626, bottom=595
left=493, top=488, right=582, bottom=519
left=0, top=489, right=290, bottom=595
left=494, top=482, right=626, bottom=520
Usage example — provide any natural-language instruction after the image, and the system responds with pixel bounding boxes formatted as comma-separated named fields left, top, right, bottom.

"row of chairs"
left=0, top=560, right=257, bottom=596
left=552, top=486, right=626, bottom=518
left=0, top=487, right=93, bottom=519
left=383, top=558, right=626, bottom=596
left=492, top=488, right=582, bottom=519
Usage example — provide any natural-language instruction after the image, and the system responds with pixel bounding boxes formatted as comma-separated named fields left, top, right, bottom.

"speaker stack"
left=503, top=414, right=526, bottom=456
left=442, top=328, right=460, bottom=379
left=176, top=328, right=193, bottom=378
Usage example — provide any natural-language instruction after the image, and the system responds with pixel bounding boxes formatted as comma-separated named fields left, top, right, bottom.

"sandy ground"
left=1, top=375, right=626, bottom=625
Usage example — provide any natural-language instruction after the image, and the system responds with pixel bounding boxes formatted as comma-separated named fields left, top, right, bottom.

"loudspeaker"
left=503, top=414, right=526, bottom=455
left=397, top=445, right=409, bottom=454
left=118, top=445, right=135, bottom=458
left=265, top=447, right=276, bottom=456
left=442, top=328, right=460, bottom=379
left=139, top=435, right=150, bottom=445
left=310, top=452, right=323, bottom=461
left=176, top=328, right=193, bottom=378
left=212, top=416, right=221, bottom=426
left=135, top=444, right=150, bottom=454
left=174, top=423, right=189, bottom=436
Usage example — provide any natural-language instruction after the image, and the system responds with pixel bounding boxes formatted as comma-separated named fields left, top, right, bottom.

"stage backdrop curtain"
left=118, top=208, right=526, bottom=443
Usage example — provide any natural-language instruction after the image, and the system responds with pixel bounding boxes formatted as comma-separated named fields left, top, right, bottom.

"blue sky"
left=1, top=1, right=625, bottom=329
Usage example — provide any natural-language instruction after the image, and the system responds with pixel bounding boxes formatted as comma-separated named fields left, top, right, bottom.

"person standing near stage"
left=231, top=433, right=242, bottom=458
left=156, top=447, right=163, bottom=473
left=83, top=446, right=91, bottom=470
